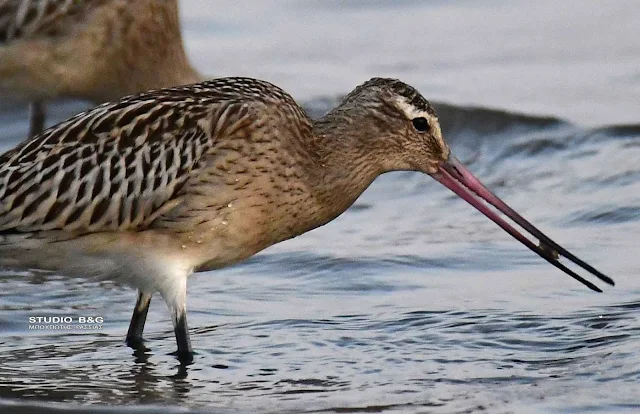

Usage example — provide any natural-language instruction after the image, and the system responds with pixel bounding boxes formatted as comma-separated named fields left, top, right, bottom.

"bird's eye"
left=412, top=117, right=429, bottom=132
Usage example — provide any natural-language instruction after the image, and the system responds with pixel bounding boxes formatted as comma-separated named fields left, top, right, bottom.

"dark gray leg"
left=126, top=290, right=152, bottom=348
left=173, top=307, right=193, bottom=363
left=162, top=277, right=193, bottom=363
left=29, top=101, right=46, bottom=137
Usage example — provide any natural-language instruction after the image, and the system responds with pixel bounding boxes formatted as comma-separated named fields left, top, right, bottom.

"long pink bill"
left=431, top=156, right=614, bottom=292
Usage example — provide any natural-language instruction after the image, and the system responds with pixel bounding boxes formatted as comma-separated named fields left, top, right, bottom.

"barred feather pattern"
left=0, top=0, right=107, bottom=42
left=0, top=77, right=304, bottom=234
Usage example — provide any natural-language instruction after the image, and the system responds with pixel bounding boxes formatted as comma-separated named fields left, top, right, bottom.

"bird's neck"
left=305, top=110, right=384, bottom=225
left=131, top=0, right=204, bottom=86
left=85, top=0, right=204, bottom=102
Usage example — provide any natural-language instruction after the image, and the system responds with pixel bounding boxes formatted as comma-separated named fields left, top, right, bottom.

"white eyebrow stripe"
left=394, top=96, right=428, bottom=119
left=394, top=96, right=447, bottom=151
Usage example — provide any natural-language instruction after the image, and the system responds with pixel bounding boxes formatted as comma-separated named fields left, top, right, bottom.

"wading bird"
left=0, top=0, right=201, bottom=137
left=0, top=77, right=614, bottom=363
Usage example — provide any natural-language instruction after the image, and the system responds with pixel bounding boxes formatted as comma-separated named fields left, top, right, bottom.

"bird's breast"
left=161, top=150, right=326, bottom=271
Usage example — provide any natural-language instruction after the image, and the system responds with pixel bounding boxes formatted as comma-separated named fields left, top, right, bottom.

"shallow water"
left=1, top=1, right=639, bottom=413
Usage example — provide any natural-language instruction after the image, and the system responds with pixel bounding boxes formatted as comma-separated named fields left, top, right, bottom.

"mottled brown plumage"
left=0, top=76, right=613, bottom=363
left=0, top=0, right=201, bottom=136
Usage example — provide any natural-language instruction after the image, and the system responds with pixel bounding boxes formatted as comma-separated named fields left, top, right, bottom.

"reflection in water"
left=128, top=355, right=193, bottom=405
left=0, top=335, right=196, bottom=406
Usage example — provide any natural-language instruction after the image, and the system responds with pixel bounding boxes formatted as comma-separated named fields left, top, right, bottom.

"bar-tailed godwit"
left=0, top=0, right=201, bottom=137
left=0, top=77, right=614, bottom=363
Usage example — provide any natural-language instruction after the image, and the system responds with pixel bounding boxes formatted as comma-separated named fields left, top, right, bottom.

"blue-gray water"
left=1, top=1, right=639, bottom=413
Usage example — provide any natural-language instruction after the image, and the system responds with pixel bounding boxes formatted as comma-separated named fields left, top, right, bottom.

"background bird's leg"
left=29, top=101, right=46, bottom=137
left=126, top=290, right=153, bottom=348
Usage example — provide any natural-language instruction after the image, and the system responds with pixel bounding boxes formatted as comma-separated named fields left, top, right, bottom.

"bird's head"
left=324, top=77, right=449, bottom=175
left=316, top=77, right=614, bottom=292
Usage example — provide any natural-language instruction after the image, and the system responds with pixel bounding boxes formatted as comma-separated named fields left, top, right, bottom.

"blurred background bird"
left=0, top=0, right=202, bottom=137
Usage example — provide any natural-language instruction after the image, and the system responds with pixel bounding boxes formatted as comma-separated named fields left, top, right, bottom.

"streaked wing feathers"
left=0, top=77, right=307, bottom=234
left=0, top=93, right=214, bottom=233
left=0, top=0, right=105, bottom=43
